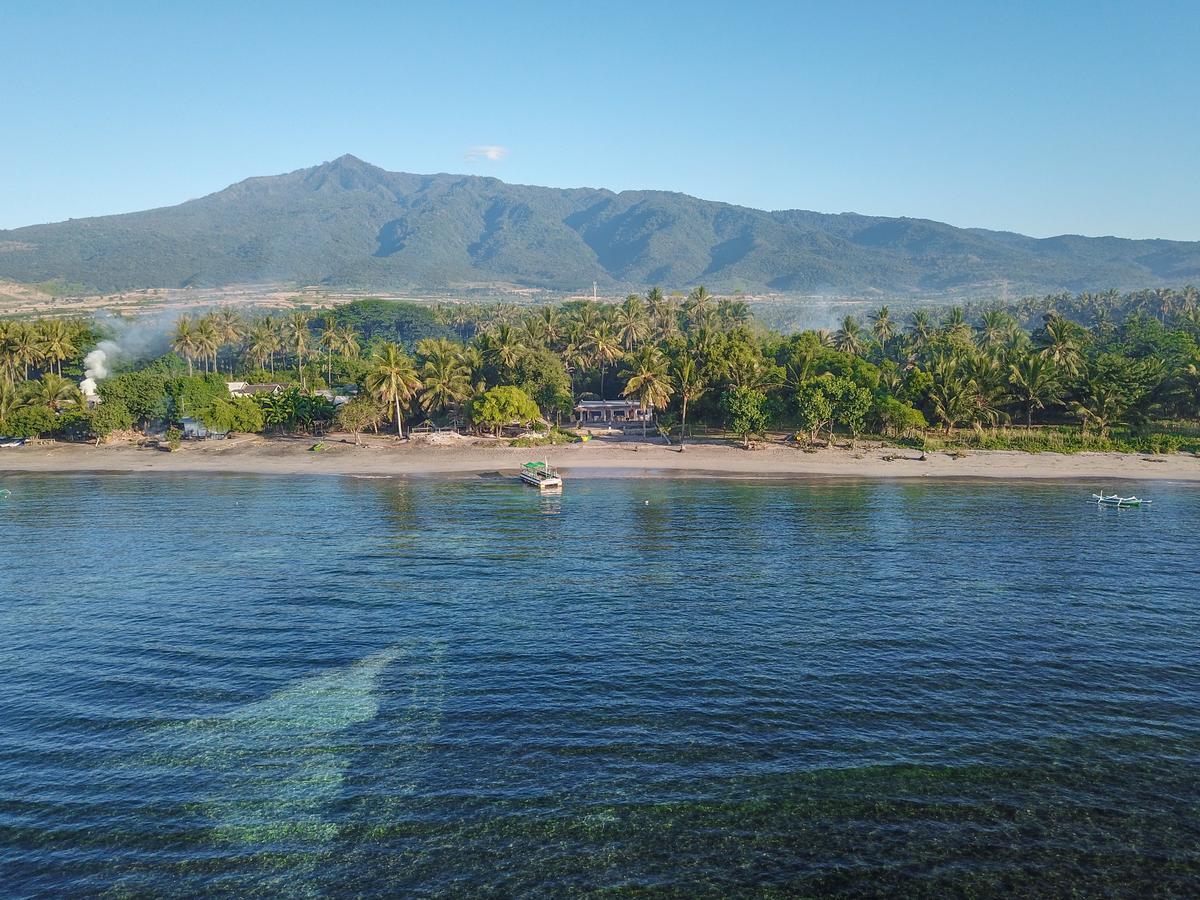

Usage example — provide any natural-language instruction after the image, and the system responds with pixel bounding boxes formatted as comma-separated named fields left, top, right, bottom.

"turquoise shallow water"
left=0, top=474, right=1198, bottom=896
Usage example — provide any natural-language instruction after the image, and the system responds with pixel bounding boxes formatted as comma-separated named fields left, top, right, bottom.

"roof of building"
left=574, top=399, right=642, bottom=408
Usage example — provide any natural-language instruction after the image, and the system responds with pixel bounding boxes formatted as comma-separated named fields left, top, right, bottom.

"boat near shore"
left=520, top=461, right=562, bottom=490
left=1093, top=492, right=1151, bottom=507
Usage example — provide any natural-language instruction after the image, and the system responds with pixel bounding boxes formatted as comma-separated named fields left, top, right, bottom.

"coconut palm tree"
left=194, top=315, right=220, bottom=374
left=171, top=316, right=200, bottom=375
left=1037, top=315, right=1086, bottom=375
left=908, top=309, right=934, bottom=352
left=684, top=285, right=713, bottom=327
left=869, top=306, right=896, bottom=344
left=37, top=319, right=77, bottom=376
left=614, top=295, right=649, bottom=350
left=621, top=345, right=674, bottom=437
left=214, top=308, right=244, bottom=371
left=25, top=373, right=84, bottom=411
left=319, top=315, right=339, bottom=386
left=927, top=353, right=977, bottom=433
left=419, top=348, right=473, bottom=415
left=245, top=319, right=277, bottom=372
left=672, top=352, right=707, bottom=448
left=583, top=323, right=621, bottom=399
left=364, top=342, right=421, bottom=436
left=9, top=323, right=42, bottom=380
left=288, top=312, right=312, bottom=388
left=483, top=322, right=524, bottom=379
left=979, top=309, right=1018, bottom=351
left=1009, top=353, right=1061, bottom=427
left=333, top=325, right=360, bottom=370
left=833, top=316, right=865, bottom=355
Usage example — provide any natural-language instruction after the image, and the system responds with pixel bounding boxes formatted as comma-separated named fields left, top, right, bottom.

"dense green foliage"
left=2, top=287, right=1198, bottom=453
left=3, top=156, right=1199, bottom=294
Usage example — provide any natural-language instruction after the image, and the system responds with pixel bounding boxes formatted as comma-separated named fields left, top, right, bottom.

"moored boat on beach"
left=520, top=461, right=562, bottom=490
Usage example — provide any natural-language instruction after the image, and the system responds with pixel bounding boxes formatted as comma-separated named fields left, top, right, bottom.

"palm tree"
left=1009, top=354, right=1061, bottom=427
left=561, top=340, right=588, bottom=401
left=869, top=306, right=896, bottom=344
left=927, top=353, right=977, bottom=433
left=9, top=323, right=42, bottom=380
left=672, top=352, right=707, bottom=448
left=171, top=316, right=200, bottom=375
left=621, top=346, right=674, bottom=437
left=979, top=310, right=1018, bottom=351
left=319, top=315, right=339, bottom=386
left=0, top=380, right=17, bottom=420
left=833, top=316, right=865, bottom=355
left=614, top=295, right=649, bottom=350
left=684, top=286, right=713, bottom=327
left=484, top=322, right=524, bottom=378
left=333, top=325, right=360, bottom=373
left=288, top=312, right=312, bottom=388
left=0, top=322, right=17, bottom=385
left=245, top=320, right=277, bottom=372
left=215, top=308, right=244, bottom=372
left=25, top=373, right=84, bottom=411
left=364, top=342, right=421, bottom=436
left=1037, top=315, right=1085, bottom=375
left=583, top=324, right=621, bottom=399
left=908, top=309, right=934, bottom=351
left=195, top=316, right=220, bottom=374
left=419, top=349, right=472, bottom=415
left=37, top=319, right=77, bottom=376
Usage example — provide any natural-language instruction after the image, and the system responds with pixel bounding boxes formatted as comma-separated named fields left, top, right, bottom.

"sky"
left=2, top=0, right=1198, bottom=239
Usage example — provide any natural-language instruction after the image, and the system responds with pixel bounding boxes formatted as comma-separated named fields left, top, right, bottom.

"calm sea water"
left=0, top=474, right=1197, bottom=896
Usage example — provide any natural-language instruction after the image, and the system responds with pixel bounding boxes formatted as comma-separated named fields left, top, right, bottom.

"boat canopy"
left=522, top=461, right=547, bottom=469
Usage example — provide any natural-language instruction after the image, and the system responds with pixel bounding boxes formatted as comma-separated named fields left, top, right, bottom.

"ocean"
left=1, top=474, right=1197, bottom=896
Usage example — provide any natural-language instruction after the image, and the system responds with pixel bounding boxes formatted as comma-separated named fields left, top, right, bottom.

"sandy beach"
left=2, top=433, right=1198, bottom=482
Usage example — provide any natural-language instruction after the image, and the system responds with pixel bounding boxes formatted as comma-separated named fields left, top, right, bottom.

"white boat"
left=1092, top=492, right=1151, bottom=507
left=520, top=461, right=562, bottom=490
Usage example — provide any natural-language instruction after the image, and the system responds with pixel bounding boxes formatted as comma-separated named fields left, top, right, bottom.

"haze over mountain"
left=2, top=155, right=1198, bottom=297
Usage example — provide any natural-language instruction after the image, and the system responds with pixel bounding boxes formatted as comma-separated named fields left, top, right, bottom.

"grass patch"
left=918, top=425, right=1200, bottom=455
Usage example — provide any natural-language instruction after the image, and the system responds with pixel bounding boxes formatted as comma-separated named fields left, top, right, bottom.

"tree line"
left=1, top=285, right=1198, bottom=452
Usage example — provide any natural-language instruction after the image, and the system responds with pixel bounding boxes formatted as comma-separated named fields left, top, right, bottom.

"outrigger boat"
left=520, top=460, right=563, bottom=490
left=1092, top=492, right=1151, bottom=507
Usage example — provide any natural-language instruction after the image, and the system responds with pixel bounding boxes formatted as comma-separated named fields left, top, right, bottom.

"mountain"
left=2, top=154, right=1198, bottom=296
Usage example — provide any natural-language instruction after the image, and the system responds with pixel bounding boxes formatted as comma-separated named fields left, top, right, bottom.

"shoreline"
left=2, top=434, right=1199, bottom=483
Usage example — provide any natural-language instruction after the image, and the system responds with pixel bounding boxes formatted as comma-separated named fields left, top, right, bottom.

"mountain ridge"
left=2, top=154, right=1198, bottom=296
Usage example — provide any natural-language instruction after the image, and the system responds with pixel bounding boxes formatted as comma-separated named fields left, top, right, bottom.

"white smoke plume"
left=80, top=340, right=119, bottom=397
left=78, top=308, right=194, bottom=398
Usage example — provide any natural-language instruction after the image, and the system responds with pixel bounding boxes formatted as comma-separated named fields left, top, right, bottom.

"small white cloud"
left=465, top=145, right=507, bottom=162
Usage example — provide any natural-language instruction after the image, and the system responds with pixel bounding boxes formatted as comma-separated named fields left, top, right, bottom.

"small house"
left=574, top=399, right=652, bottom=426
left=227, top=382, right=286, bottom=398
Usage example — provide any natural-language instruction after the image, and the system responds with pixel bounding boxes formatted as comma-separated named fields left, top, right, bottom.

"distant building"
left=226, top=382, right=286, bottom=398
left=180, top=417, right=229, bottom=440
left=574, top=399, right=651, bottom=425
left=314, top=388, right=353, bottom=407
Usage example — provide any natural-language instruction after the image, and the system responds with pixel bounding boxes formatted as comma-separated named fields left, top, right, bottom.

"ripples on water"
left=0, top=475, right=1197, bottom=896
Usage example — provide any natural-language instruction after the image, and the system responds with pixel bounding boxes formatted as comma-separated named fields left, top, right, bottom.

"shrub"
left=0, top=406, right=58, bottom=438
left=90, top=399, right=134, bottom=441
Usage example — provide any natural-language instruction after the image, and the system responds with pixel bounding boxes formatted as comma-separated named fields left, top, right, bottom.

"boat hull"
left=520, top=472, right=562, bottom=490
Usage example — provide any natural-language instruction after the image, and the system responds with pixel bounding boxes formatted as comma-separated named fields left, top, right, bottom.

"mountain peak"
left=1, top=159, right=1197, bottom=294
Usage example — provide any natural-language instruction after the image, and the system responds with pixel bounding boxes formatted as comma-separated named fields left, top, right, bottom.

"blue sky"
left=2, top=0, right=1197, bottom=239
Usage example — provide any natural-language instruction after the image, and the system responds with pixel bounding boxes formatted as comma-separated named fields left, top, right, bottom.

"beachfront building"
left=574, top=399, right=652, bottom=426
left=226, top=382, right=286, bottom=398
left=180, top=417, right=229, bottom=440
